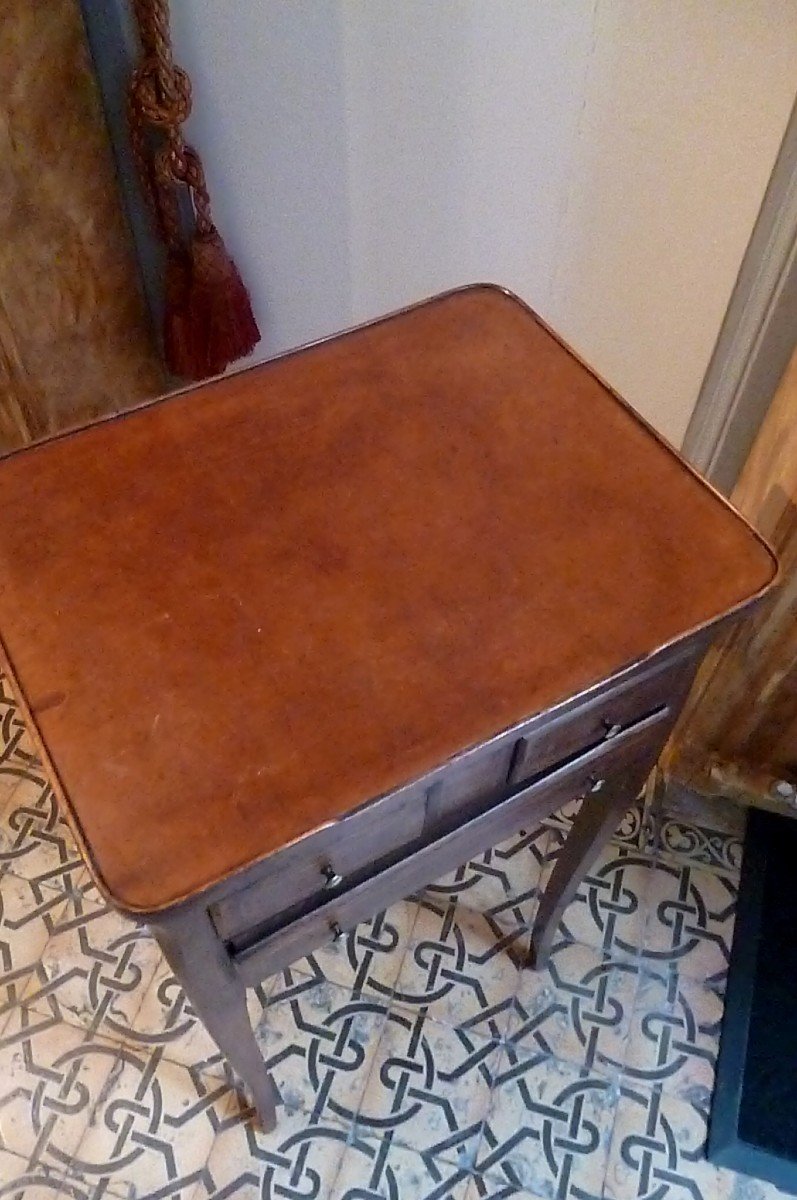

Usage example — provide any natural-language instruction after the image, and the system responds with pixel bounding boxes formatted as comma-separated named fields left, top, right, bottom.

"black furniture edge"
left=708, top=807, right=797, bottom=1193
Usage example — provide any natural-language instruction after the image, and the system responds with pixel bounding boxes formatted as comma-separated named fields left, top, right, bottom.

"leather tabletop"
left=0, top=286, right=776, bottom=912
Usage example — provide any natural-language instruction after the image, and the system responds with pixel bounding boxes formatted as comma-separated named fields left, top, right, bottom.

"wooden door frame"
left=683, top=97, right=797, bottom=494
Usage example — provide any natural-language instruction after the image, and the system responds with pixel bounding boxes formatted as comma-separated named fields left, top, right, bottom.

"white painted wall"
left=170, top=1, right=351, bottom=357
left=173, top=2, right=797, bottom=445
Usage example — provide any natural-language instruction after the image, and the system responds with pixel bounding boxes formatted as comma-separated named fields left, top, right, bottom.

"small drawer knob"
left=321, top=864, right=344, bottom=889
left=588, top=775, right=606, bottom=793
left=602, top=720, right=623, bottom=740
left=330, top=921, right=349, bottom=942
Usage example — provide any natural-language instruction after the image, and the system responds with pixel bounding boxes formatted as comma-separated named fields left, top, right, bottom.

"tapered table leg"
left=149, top=905, right=280, bottom=1130
left=529, top=763, right=652, bottom=969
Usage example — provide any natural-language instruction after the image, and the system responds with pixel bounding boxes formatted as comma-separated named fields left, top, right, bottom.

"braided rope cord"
left=127, top=0, right=216, bottom=247
left=126, top=0, right=261, bottom=377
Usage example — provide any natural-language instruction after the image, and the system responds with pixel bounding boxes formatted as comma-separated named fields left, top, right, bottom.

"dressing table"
left=0, top=286, right=776, bottom=1129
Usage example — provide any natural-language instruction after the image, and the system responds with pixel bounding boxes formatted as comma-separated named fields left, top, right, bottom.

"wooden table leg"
left=148, top=905, right=280, bottom=1130
left=528, top=763, right=652, bottom=970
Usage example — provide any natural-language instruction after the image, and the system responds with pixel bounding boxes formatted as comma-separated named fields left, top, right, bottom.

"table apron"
left=232, top=705, right=668, bottom=986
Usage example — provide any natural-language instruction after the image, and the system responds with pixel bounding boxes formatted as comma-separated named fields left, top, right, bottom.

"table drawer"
left=211, top=736, right=514, bottom=945
left=210, top=776, right=429, bottom=943
left=508, top=653, right=694, bottom=787
left=233, top=707, right=667, bottom=983
left=212, top=653, right=693, bottom=948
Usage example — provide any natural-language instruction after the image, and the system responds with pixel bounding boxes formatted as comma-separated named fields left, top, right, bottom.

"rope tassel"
left=162, top=248, right=192, bottom=377
left=187, top=226, right=261, bottom=378
left=127, top=0, right=261, bottom=380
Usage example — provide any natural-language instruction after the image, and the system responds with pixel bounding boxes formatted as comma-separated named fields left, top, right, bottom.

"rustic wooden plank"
left=0, top=0, right=164, bottom=448
left=667, top=345, right=797, bottom=800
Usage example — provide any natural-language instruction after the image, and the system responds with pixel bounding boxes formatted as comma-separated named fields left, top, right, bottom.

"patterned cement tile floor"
left=0, top=675, right=791, bottom=1200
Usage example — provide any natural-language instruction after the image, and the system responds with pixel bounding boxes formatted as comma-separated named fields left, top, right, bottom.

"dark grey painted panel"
left=78, top=0, right=165, bottom=342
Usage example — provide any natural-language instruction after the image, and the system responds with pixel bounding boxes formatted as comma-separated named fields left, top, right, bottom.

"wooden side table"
left=0, top=286, right=776, bottom=1129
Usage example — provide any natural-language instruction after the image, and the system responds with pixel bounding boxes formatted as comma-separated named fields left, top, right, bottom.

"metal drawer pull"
left=588, top=775, right=606, bottom=793
left=321, top=864, right=344, bottom=889
left=330, top=922, right=350, bottom=942
left=602, top=720, right=623, bottom=740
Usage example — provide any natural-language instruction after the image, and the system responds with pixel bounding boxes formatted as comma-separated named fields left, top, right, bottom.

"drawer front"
left=508, top=652, right=696, bottom=787
left=210, top=777, right=429, bottom=943
left=233, top=708, right=668, bottom=984
left=213, top=651, right=694, bottom=948
left=212, top=737, right=514, bottom=945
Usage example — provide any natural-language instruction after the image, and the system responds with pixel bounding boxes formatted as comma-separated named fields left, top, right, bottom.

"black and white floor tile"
left=505, top=940, right=639, bottom=1077
left=0, top=686, right=792, bottom=1200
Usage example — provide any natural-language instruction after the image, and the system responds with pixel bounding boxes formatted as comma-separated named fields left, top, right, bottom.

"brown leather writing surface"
left=0, top=286, right=776, bottom=912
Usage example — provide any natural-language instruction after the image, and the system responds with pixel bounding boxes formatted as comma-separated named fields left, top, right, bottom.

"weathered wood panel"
left=0, top=0, right=165, bottom=449
left=667, top=344, right=797, bottom=806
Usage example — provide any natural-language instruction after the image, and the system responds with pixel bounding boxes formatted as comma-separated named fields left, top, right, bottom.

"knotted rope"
left=127, top=0, right=261, bottom=379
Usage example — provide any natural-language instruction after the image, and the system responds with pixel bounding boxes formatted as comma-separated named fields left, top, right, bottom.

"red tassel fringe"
left=163, top=250, right=194, bottom=377
left=162, top=226, right=261, bottom=381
